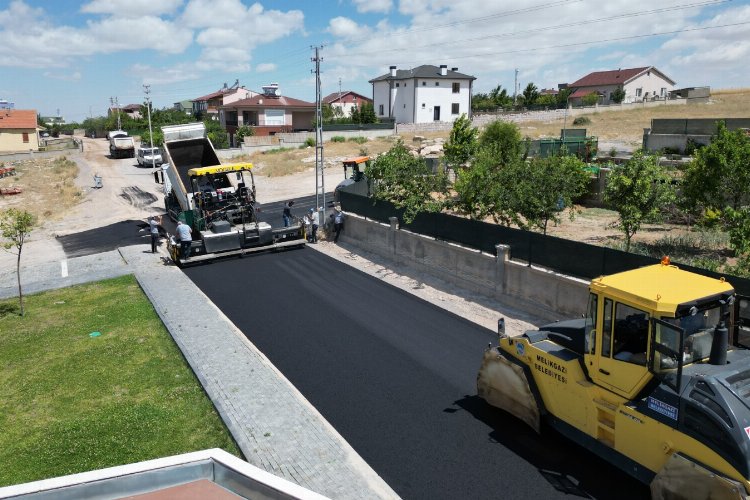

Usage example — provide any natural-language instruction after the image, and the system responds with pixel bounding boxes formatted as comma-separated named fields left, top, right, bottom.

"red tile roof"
left=194, top=89, right=232, bottom=102
left=229, top=95, right=314, bottom=108
left=569, top=67, right=650, bottom=88
left=569, top=88, right=600, bottom=99
left=0, top=109, right=37, bottom=129
left=322, top=91, right=372, bottom=104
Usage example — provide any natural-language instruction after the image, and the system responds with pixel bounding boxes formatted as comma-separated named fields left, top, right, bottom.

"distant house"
left=567, top=66, right=676, bottom=105
left=41, top=115, right=66, bottom=126
left=0, top=109, right=39, bottom=152
left=219, top=84, right=315, bottom=143
left=108, top=104, right=141, bottom=120
left=322, top=91, right=372, bottom=118
left=369, top=64, right=476, bottom=124
left=173, top=100, right=194, bottom=115
left=192, top=84, right=257, bottom=119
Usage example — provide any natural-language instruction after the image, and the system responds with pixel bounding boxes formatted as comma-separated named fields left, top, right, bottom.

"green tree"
left=322, top=103, right=334, bottom=122
left=522, top=83, right=540, bottom=106
left=514, top=155, right=590, bottom=234
left=582, top=92, right=600, bottom=106
left=359, top=102, right=377, bottom=124
left=452, top=145, right=520, bottom=226
left=0, top=209, right=37, bottom=316
left=479, top=120, right=522, bottom=165
left=556, top=88, right=572, bottom=107
left=364, top=140, right=449, bottom=222
left=140, top=128, right=164, bottom=147
left=204, top=119, right=228, bottom=149
left=235, top=125, right=255, bottom=145
left=350, top=105, right=361, bottom=124
left=611, top=87, right=626, bottom=104
left=681, top=121, right=750, bottom=214
left=604, top=150, right=675, bottom=251
left=443, top=114, right=478, bottom=170
left=489, top=85, right=512, bottom=108
left=535, top=94, right=557, bottom=107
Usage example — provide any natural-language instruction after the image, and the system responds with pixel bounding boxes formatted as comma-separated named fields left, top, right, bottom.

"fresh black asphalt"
left=184, top=249, right=650, bottom=500
left=56, top=193, right=328, bottom=259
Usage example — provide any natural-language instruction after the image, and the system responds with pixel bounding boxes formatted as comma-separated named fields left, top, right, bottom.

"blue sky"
left=1, top=0, right=749, bottom=122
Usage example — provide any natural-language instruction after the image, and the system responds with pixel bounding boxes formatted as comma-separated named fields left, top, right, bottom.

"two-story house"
left=192, top=84, right=257, bottom=120
left=567, top=66, right=676, bottom=105
left=219, top=84, right=315, bottom=143
left=322, top=91, right=372, bottom=118
left=0, top=109, right=39, bottom=152
left=369, top=64, right=476, bottom=124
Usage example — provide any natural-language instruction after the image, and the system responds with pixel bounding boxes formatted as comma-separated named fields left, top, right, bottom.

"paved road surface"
left=185, top=249, right=650, bottom=500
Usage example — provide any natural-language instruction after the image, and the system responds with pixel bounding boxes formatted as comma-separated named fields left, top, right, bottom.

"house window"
left=265, top=109, right=285, bottom=126
left=404, top=83, right=407, bottom=87
left=396, top=83, right=400, bottom=87
left=422, top=103, right=425, bottom=108
left=379, top=104, right=384, bottom=115
left=451, top=103, right=459, bottom=114
left=660, top=87, right=666, bottom=97
left=22, top=132, right=29, bottom=143
left=435, top=82, right=439, bottom=86
left=635, top=88, right=642, bottom=97
left=422, top=81, right=426, bottom=86
left=452, top=82, right=460, bottom=93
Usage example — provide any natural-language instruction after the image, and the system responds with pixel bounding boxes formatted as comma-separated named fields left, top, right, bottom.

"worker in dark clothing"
left=283, top=200, right=294, bottom=227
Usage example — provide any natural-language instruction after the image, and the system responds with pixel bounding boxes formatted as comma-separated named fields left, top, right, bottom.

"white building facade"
left=370, top=65, right=475, bottom=124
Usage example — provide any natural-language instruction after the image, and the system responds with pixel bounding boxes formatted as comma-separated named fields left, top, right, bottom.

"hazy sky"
left=1, top=0, right=748, bottom=122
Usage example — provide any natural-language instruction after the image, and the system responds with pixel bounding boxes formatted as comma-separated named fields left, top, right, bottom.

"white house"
left=322, top=91, right=372, bottom=118
left=567, top=66, right=676, bottom=105
left=369, top=65, right=476, bottom=124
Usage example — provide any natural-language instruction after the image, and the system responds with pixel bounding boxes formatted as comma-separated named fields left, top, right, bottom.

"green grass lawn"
left=0, top=275, right=241, bottom=487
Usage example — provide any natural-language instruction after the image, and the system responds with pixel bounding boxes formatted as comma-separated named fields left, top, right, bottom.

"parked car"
left=137, top=146, right=163, bottom=167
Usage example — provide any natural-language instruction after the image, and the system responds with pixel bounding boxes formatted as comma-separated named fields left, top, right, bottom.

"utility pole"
left=513, top=69, right=518, bottom=107
left=311, top=45, right=325, bottom=219
left=338, top=77, right=342, bottom=116
left=144, top=84, right=155, bottom=169
left=110, top=96, right=121, bottom=130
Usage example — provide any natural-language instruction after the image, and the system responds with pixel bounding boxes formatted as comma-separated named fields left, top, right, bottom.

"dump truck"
left=159, top=123, right=305, bottom=265
left=108, top=130, right=135, bottom=159
left=478, top=258, right=750, bottom=498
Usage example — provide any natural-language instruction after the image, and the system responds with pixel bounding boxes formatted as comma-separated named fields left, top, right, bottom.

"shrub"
left=330, top=136, right=346, bottom=143
left=572, top=116, right=591, bottom=125
left=684, top=138, right=704, bottom=156
left=303, top=137, right=315, bottom=147
left=348, top=136, right=367, bottom=144
left=608, top=147, right=617, bottom=157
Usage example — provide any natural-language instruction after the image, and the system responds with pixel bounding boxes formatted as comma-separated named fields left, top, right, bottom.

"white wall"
left=623, top=70, right=675, bottom=102
left=391, top=79, right=415, bottom=123
left=414, top=79, right=469, bottom=123
left=373, top=81, right=390, bottom=119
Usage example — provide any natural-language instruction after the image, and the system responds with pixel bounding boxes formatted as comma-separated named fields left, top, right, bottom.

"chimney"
left=451, top=67, right=458, bottom=72
left=390, top=65, right=397, bottom=77
left=440, top=64, right=447, bottom=76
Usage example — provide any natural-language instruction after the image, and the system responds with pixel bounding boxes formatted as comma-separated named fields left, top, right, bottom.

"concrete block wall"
left=341, top=214, right=589, bottom=319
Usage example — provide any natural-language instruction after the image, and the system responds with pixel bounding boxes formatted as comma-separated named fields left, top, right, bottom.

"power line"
left=326, top=0, right=734, bottom=60
left=330, top=20, right=750, bottom=68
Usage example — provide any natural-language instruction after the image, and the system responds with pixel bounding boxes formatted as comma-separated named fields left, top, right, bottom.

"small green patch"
left=262, top=147, right=295, bottom=155
left=0, top=275, right=240, bottom=487
left=330, top=136, right=346, bottom=143
left=347, top=136, right=368, bottom=144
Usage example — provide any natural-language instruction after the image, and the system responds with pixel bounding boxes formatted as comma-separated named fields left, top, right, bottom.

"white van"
left=137, top=146, right=163, bottom=167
